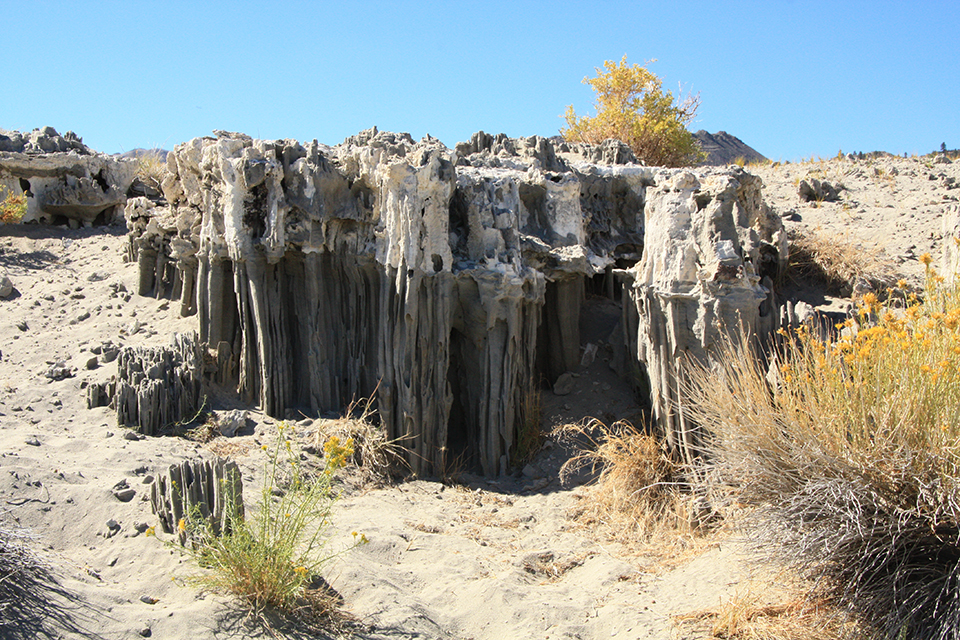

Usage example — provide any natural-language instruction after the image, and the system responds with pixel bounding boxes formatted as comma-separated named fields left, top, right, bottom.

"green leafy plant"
left=0, top=186, right=26, bottom=224
left=165, top=422, right=365, bottom=623
left=561, top=56, right=703, bottom=167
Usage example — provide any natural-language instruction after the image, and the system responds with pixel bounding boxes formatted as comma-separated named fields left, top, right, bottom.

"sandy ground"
left=0, top=153, right=956, bottom=639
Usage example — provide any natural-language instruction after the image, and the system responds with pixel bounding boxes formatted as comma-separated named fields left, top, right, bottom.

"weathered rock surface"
left=0, top=127, right=136, bottom=225
left=622, top=169, right=785, bottom=463
left=114, top=333, right=203, bottom=436
left=693, top=130, right=766, bottom=166
left=150, top=458, right=242, bottom=546
left=798, top=176, right=840, bottom=203
left=128, top=128, right=783, bottom=475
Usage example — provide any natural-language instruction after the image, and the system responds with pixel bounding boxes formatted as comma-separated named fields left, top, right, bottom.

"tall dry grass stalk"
left=675, top=580, right=855, bottom=640
left=312, top=392, right=408, bottom=485
left=787, top=228, right=897, bottom=295
left=685, top=264, right=960, bottom=639
left=558, top=419, right=709, bottom=551
left=0, top=527, right=56, bottom=629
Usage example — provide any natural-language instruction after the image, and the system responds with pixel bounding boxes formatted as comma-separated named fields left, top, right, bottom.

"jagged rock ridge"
left=127, top=127, right=785, bottom=475
left=0, top=127, right=136, bottom=225
left=693, top=130, right=766, bottom=166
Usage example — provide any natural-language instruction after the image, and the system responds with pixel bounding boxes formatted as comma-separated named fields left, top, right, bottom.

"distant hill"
left=118, top=148, right=168, bottom=161
left=693, top=130, right=766, bottom=166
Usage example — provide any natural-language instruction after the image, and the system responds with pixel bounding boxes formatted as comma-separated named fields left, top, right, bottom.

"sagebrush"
left=169, top=422, right=364, bottom=624
left=685, top=262, right=960, bottom=639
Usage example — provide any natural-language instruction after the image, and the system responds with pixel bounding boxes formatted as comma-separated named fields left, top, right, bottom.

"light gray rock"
left=798, top=177, right=839, bottom=203
left=0, top=129, right=136, bottom=225
left=114, top=333, right=202, bottom=436
left=217, top=409, right=248, bottom=437
left=0, top=273, right=12, bottom=298
left=150, top=458, right=242, bottom=546
left=552, top=373, right=576, bottom=396
left=580, top=343, right=598, bottom=368
left=126, top=130, right=782, bottom=476
left=624, top=169, right=782, bottom=463
left=44, top=361, right=73, bottom=380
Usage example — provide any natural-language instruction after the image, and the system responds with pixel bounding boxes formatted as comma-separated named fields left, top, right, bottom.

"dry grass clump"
left=135, top=151, right=167, bottom=192
left=312, top=394, right=408, bottom=485
left=786, top=228, right=897, bottom=295
left=558, top=419, right=710, bottom=550
left=685, top=266, right=960, bottom=639
left=513, top=385, right=544, bottom=464
left=675, top=579, right=855, bottom=640
left=0, top=527, right=56, bottom=628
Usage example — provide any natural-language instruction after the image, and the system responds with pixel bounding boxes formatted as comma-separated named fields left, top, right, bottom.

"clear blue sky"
left=5, top=1, right=958, bottom=160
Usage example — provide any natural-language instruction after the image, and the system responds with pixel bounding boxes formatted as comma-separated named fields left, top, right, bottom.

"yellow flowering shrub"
left=0, top=186, right=26, bottom=224
left=173, top=422, right=366, bottom=622
left=685, top=259, right=960, bottom=638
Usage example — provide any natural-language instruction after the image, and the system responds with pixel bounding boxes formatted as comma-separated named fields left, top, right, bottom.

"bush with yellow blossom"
left=685, top=254, right=960, bottom=640
left=175, top=422, right=365, bottom=623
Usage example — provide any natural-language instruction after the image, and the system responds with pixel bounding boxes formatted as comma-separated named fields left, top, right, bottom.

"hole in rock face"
left=18, top=178, right=32, bottom=197
left=448, top=188, right=468, bottom=252
left=431, top=254, right=443, bottom=272
left=243, top=183, right=269, bottom=239
left=446, top=328, right=475, bottom=472
left=94, top=169, right=110, bottom=193
left=695, top=193, right=712, bottom=210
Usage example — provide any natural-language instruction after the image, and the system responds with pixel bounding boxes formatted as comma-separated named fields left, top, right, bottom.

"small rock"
left=15, top=321, right=27, bottom=332
left=104, top=519, right=121, bottom=538
left=139, top=595, right=158, bottom=605
left=76, top=311, right=90, bottom=322
left=122, top=430, right=143, bottom=441
left=139, top=627, right=152, bottom=637
left=0, top=275, right=12, bottom=299
left=45, top=362, right=74, bottom=381
left=553, top=372, right=576, bottom=396
left=25, top=437, right=41, bottom=446
left=114, top=488, right=136, bottom=502
left=580, top=343, right=598, bottom=368
left=85, top=356, right=99, bottom=370
left=125, top=320, right=141, bottom=335
left=218, top=409, right=249, bottom=437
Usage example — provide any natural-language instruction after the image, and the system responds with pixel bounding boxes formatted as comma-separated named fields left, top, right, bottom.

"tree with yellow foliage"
left=561, top=56, right=703, bottom=167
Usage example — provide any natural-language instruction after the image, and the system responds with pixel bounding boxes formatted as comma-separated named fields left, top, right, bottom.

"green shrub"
left=560, top=56, right=703, bottom=167
left=164, top=422, right=364, bottom=623
left=685, top=262, right=960, bottom=639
